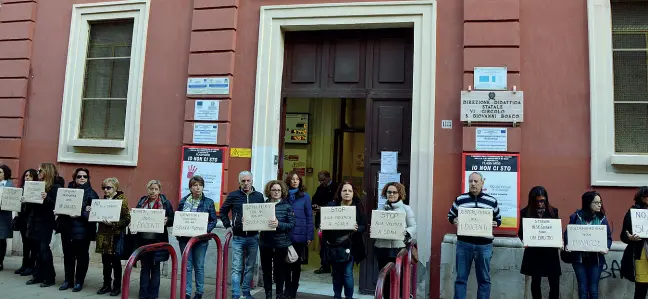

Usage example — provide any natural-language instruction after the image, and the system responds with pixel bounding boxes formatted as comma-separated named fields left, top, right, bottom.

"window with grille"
left=612, top=1, right=648, bottom=154
left=78, top=20, right=134, bottom=140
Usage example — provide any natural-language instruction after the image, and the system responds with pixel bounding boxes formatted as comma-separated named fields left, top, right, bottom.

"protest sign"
left=54, top=188, right=84, bottom=216
left=631, top=208, right=648, bottom=238
left=457, top=207, right=493, bottom=238
left=172, top=211, right=209, bottom=237
left=23, top=181, right=45, bottom=204
left=243, top=203, right=276, bottom=231
left=566, top=224, right=608, bottom=252
left=370, top=210, right=406, bottom=240
left=0, top=187, right=22, bottom=212
left=522, top=218, right=562, bottom=248
left=130, top=208, right=166, bottom=233
left=321, top=206, right=356, bottom=230
left=89, top=200, right=123, bottom=222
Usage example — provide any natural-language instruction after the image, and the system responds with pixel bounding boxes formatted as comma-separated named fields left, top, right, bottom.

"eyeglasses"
left=102, top=186, right=113, bottom=190
left=591, top=201, right=603, bottom=205
left=76, top=175, right=88, bottom=179
left=386, top=191, right=398, bottom=195
left=271, top=189, right=282, bottom=192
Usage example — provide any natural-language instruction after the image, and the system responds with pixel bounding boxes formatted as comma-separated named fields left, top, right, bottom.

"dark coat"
left=26, top=183, right=61, bottom=243
left=56, top=181, right=99, bottom=240
left=518, top=207, right=561, bottom=277
left=135, top=194, right=175, bottom=262
left=219, top=188, right=265, bottom=237
left=95, top=192, right=131, bottom=255
left=0, top=180, right=14, bottom=239
left=287, top=190, right=314, bottom=244
left=322, top=199, right=367, bottom=264
left=175, top=193, right=218, bottom=244
left=260, top=199, right=295, bottom=248
left=620, top=205, right=645, bottom=282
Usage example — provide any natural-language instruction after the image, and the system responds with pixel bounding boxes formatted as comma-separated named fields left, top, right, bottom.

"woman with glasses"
left=0, top=164, right=14, bottom=271
left=620, top=186, right=648, bottom=298
left=95, top=177, right=131, bottom=296
left=56, top=168, right=99, bottom=292
left=563, top=191, right=612, bottom=299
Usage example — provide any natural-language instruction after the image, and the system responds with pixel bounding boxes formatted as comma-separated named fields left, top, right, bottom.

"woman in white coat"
left=372, top=182, right=417, bottom=299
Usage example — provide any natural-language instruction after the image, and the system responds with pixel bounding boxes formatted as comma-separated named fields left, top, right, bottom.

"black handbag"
left=560, top=250, right=576, bottom=264
left=115, top=229, right=136, bottom=260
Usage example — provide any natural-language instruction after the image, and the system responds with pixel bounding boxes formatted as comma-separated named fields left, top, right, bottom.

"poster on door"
left=462, top=153, right=520, bottom=232
left=179, top=146, right=226, bottom=212
left=282, top=148, right=308, bottom=179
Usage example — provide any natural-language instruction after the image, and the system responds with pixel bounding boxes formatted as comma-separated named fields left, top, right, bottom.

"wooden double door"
left=280, top=28, right=414, bottom=294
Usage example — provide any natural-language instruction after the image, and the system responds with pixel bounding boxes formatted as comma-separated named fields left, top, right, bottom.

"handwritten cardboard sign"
left=321, top=206, right=356, bottom=230
left=172, top=211, right=209, bottom=237
left=89, top=200, right=123, bottom=222
left=457, top=207, right=493, bottom=238
left=631, top=208, right=648, bottom=238
left=0, top=187, right=22, bottom=212
left=54, top=188, right=84, bottom=216
left=522, top=218, right=562, bottom=248
left=566, top=224, right=607, bottom=252
left=23, top=181, right=45, bottom=204
left=370, top=210, right=406, bottom=240
left=243, top=203, right=276, bottom=231
left=130, top=208, right=165, bottom=233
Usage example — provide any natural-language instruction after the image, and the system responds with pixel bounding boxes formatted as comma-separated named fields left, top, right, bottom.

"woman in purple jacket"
left=284, top=171, right=314, bottom=299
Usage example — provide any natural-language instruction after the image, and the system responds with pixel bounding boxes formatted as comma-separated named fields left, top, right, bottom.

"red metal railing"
left=221, top=232, right=233, bottom=299
left=180, top=233, right=223, bottom=299
left=403, top=239, right=418, bottom=299
left=375, top=262, right=398, bottom=299
left=122, top=242, right=178, bottom=299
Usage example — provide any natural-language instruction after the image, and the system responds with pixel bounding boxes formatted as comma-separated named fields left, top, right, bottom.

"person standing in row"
left=284, top=171, right=313, bottom=298
left=260, top=180, right=295, bottom=299
left=177, top=175, right=218, bottom=299
left=14, top=169, right=38, bottom=277
left=620, top=186, right=648, bottom=299
left=518, top=186, right=561, bottom=299
left=95, top=177, right=131, bottom=297
left=312, top=170, right=337, bottom=274
left=447, top=172, right=501, bottom=299
left=58, top=168, right=99, bottom=292
left=220, top=170, right=265, bottom=299
left=0, top=164, right=14, bottom=271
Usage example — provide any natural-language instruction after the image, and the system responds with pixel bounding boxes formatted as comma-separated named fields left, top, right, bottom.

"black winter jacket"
left=134, top=195, right=175, bottom=262
left=322, top=199, right=367, bottom=264
left=26, top=183, right=61, bottom=242
left=219, top=188, right=265, bottom=237
left=621, top=204, right=646, bottom=282
left=260, top=199, right=295, bottom=248
left=56, top=181, right=99, bottom=240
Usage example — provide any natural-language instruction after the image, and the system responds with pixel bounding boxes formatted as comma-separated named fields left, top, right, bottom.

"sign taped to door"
left=179, top=146, right=227, bottom=213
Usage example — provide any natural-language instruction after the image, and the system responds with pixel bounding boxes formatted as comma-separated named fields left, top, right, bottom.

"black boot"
left=265, top=290, right=272, bottom=299
left=276, top=291, right=285, bottom=299
left=97, top=285, right=111, bottom=295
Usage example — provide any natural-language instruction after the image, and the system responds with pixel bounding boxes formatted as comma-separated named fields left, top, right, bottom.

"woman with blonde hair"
left=95, top=177, right=131, bottom=296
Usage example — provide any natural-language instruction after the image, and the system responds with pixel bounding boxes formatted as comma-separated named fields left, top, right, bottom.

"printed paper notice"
left=194, top=100, right=220, bottom=121
left=23, top=181, right=45, bottom=204
left=172, top=211, right=209, bottom=237
left=243, top=203, right=276, bottom=231
left=130, top=208, right=166, bottom=233
left=457, top=207, right=493, bottom=238
left=193, top=123, right=218, bottom=144
left=0, top=187, right=22, bottom=212
left=380, top=151, right=398, bottom=173
left=89, top=200, right=123, bottom=222
left=476, top=128, right=507, bottom=151
left=522, top=218, right=562, bottom=248
left=54, top=188, right=84, bottom=216
left=320, top=206, right=356, bottom=230
left=566, top=225, right=608, bottom=252
left=631, top=208, right=648, bottom=238
left=370, top=210, right=406, bottom=240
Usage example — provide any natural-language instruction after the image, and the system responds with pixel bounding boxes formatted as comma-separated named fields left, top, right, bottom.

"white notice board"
left=566, top=224, right=607, bottom=252
left=320, top=206, right=356, bottom=230
left=522, top=218, right=562, bottom=248
left=457, top=207, right=493, bottom=238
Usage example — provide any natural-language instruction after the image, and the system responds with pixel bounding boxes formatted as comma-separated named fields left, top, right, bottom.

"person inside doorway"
left=447, top=172, right=501, bottom=299
left=312, top=170, right=338, bottom=274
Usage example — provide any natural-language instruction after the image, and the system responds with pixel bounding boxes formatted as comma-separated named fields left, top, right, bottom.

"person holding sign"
left=517, top=186, right=561, bottom=299
left=219, top=171, right=265, bottom=299
left=322, top=181, right=366, bottom=299
left=14, top=169, right=38, bottom=277
left=447, top=172, right=501, bottom=299
left=284, top=171, right=314, bottom=298
left=620, top=186, right=648, bottom=298
left=176, top=176, right=218, bottom=299
left=371, top=182, right=416, bottom=299
left=259, top=180, right=295, bottom=299
left=55, top=168, right=99, bottom=292
left=94, top=177, right=131, bottom=297
left=26, top=163, right=61, bottom=288
left=133, top=180, right=175, bottom=299
left=563, top=191, right=612, bottom=299
left=0, top=164, right=14, bottom=271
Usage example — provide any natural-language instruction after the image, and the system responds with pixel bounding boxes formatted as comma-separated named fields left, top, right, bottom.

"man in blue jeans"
left=220, top=171, right=265, bottom=299
left=447, top=172, right=501, bottom=299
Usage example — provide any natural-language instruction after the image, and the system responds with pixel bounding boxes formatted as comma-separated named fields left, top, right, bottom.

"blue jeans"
left=139, top=256, right=161, bottom=299
left=179, top=240, right=209, bottom=296
left=331, top=258, right=354, bottom=299
left=231, top=235, right=259, bottom=298
left=454, top=240, right=492, bottom=299
left=572, top=262, right=603, bottom=299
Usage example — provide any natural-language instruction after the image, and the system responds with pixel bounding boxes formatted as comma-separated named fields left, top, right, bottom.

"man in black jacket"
left=219, top=170, right=265, bottom=299
left=311, top=170, right=338, bottom=274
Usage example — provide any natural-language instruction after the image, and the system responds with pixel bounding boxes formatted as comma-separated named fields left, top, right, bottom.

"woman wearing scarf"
left=518, top=186, right=560, bottom=299
left=133, top=180, right=174, bottom=299
left=563, top=191, right=612, bottom=299
left=57, top=168, right=99, bottom=292
left=284, top=171, right=313, bottom=298
left=371, top=182, right=416, bottom=299
left=0, top=164, right=14, bottom=271
left=621, top=186, right=648, bottom=299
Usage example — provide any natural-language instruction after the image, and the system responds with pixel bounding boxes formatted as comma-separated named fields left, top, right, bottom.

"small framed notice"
left=457, top=207, right=493, bottom=238
left=566, top=224, right=608, bottom=252
left=631, top=208, right=648, bottom=238
left=0, top=187, right=22, bottom=212
left=54, top=188, right=85, bottom=216
left=370, top=210, right=406, bottom=240
left=243, top=203, right=276, bottom=231
left=89, top=200, right=123, bottom=222
left=320, top=206, right=356, bottom=230
left=522, top=218, right=562, bottom=248
left=172, top=211, right=209, bottom=237
left=23, top=181, right=45, bottom=204
left=130, top=208, right=166, bottom=233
